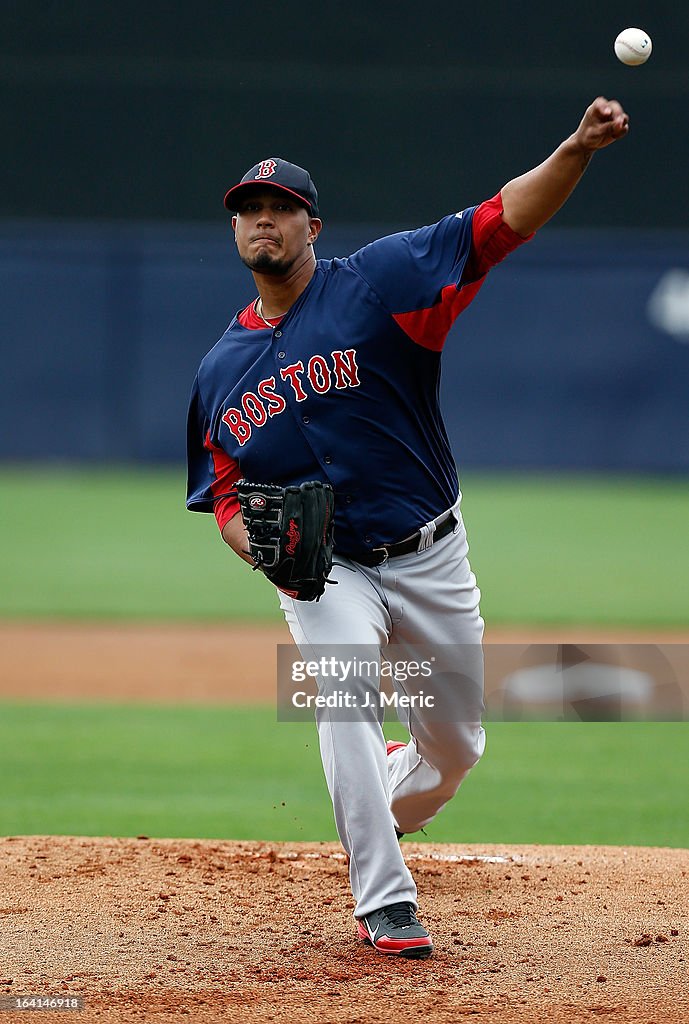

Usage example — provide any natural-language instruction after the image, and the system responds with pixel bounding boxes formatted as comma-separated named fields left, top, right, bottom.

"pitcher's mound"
left=1, top=837, right=687, bottom=1023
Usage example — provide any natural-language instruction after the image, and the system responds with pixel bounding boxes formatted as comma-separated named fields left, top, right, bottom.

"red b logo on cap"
left=255, top=160, right=277, bottom=180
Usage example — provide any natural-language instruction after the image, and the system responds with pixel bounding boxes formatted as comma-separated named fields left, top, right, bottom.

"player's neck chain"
left=254, top=297, right=285, bottom=328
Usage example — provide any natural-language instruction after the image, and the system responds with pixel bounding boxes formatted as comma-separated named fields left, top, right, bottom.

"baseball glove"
left=235, top=480, right=335, bottom=602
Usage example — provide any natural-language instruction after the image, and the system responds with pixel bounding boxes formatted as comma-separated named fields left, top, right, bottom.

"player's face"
left=232, top=189, right=321, bottom=276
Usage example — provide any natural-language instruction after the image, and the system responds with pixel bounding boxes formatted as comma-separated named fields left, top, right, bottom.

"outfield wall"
left=1, top=221, right=688, bottom=470
left=4, top=3, right=688, bottom=229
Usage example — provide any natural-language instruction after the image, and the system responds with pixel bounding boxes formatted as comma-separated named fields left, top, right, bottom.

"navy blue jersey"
left=187, top=203, right=521, bottom=561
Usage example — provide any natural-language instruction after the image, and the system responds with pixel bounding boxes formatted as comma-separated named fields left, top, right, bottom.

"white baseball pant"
left=279, top=499, right=485, bottom=918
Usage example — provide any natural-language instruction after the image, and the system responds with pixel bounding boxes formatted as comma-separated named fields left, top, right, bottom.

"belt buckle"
left=370, top=546, right=389, bottom=566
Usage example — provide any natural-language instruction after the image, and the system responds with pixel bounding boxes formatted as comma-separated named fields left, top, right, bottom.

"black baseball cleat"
left=357, top=901, right=433, bottom=958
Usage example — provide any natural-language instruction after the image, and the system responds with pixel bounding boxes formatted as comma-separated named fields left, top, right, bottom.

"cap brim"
left=224, top=181, right=315, bottom=214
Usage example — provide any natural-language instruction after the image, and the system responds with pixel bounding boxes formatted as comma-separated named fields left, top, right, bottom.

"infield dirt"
left=2, top=621, right=689, bottom=703
left=1, top=622, right=688, bottom=1023
left=0, top=837, right=687, bottom=1023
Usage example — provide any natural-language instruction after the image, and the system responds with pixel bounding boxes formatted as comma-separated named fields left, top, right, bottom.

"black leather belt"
left=354, top=511, right=456, bottom=567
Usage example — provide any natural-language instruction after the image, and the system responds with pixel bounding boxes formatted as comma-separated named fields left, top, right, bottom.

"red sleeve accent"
left=214, top=494, right=241, bottom=531
left=392, top=279, right=485, bottom=352
left=464, top=192, right=534, bottom=282
left=204, top=431, right=242, bottom=531
left=391, top=196, right=534, bottom=352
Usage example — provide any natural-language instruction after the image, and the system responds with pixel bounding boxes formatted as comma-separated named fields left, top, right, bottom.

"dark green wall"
left=3, top=1, right=687, bottom=225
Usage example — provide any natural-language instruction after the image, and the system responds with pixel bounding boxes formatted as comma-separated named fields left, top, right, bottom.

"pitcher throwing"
left=186, top=98, right=629, bottom=958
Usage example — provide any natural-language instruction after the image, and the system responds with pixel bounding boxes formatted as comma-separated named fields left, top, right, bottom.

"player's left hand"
left=575, top=96, right=629, bottom=151
left=235, top=479, right=336, bottom=602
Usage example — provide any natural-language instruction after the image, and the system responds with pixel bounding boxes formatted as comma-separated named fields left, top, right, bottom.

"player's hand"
left=574, top=97, right=629, bottom=152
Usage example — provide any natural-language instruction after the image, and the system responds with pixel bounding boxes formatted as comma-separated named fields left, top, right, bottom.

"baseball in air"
left=614, top=28, right=652, bottom=65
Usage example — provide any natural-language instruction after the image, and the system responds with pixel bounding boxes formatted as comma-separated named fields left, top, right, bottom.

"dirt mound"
left=1, top=837, right=687, bottom=1023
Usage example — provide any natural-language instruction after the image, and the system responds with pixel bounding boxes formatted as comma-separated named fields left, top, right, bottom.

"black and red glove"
left=235, top=480, right=335, bottom=602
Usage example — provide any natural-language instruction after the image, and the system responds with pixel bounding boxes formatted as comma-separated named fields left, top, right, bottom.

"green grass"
left=0, top=704, right=686, bottom=847
left=0, top=466, right=688, bottom=625
left=460, top=472, right=689, bottom=627
left=0, top=466, right=275, bottom=621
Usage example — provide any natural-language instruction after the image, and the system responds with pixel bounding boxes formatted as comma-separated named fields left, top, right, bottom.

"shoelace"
left=381, top=901, right=419, bottom=929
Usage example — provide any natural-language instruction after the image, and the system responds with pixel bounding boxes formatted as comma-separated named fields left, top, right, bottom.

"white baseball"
left=614, top=28, right=652, bottom=66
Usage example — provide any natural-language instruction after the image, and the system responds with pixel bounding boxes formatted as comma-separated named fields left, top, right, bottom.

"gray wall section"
left=2, top=2, right=688, bottom=226
left=2, top=221, right=688, bottom=470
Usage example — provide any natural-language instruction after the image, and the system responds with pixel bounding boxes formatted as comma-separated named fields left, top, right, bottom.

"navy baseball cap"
left=224, top=158, right=320, bottom=217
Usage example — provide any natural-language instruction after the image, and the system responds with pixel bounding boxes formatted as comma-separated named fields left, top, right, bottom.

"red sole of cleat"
left=356, top=920, right=433, bottom=959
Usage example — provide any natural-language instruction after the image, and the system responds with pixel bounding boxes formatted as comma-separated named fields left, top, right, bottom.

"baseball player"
left=187, top=97, right=629, bottom=958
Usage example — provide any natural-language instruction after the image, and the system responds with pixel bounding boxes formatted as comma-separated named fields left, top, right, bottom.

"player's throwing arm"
left=501, top=97, right=629, bottom=237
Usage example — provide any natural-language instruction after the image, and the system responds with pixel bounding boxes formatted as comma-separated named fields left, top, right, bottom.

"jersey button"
left=364, top=535, right=372, bottom=544
left=324, top=455, right=332, bottom=464
left=302, top=416, right=310, bottom=424
left=274, top=330, right=282, bottom=338
left=277, top=351, right=285, bottom=359
left=345, top=495, right=353, bottom=504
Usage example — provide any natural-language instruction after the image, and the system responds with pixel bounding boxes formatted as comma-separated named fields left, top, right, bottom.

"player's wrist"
left=561, top=132, right=596, bottom=171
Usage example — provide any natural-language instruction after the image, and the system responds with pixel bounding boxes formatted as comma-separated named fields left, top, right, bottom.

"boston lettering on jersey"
left=186, top=196, right=530, bottom=560
left=222, top=349, right=361, bottom=445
